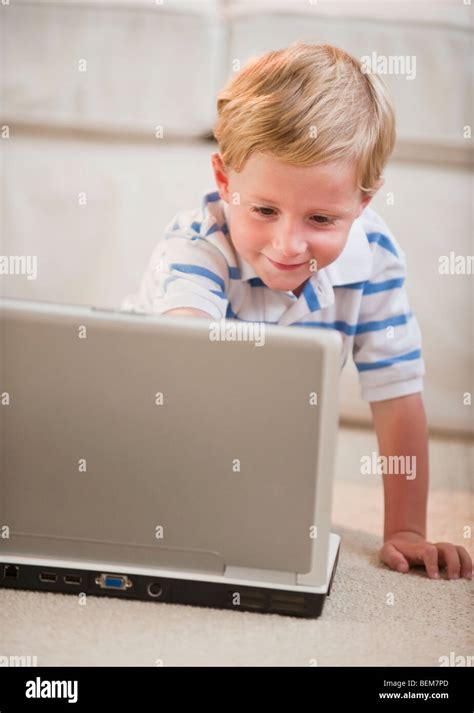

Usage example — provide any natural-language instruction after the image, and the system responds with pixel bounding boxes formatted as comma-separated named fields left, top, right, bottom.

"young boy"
left=122, top=42, right=472, bottom=580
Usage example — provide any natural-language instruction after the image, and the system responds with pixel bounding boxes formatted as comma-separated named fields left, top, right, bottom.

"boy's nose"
left=271, top=231, right=308, bottom=257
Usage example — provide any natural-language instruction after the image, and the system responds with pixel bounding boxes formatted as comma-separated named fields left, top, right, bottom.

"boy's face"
left=212, top=152, right=381, bottom=297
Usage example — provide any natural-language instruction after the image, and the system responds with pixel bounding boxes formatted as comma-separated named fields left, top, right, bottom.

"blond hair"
left=213, top=42, right=396, bottom=194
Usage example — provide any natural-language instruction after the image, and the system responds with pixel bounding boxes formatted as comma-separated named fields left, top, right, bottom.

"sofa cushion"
left=1, top=0, right=226, bottom=136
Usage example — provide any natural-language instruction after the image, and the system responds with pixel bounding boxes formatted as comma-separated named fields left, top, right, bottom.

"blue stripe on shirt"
left=335, top=278, right=405, bottom=294
left=226, top=303, right=239, bottom=319
left=362, top=277, right=405, bottom=294
left=367, top=232, right=399, bottom=257
left=293, top=312, right=412, bottom=336
left=169, top=263, right=226, bottom=292
left=205, top=222, right=229, bottom=237
left=356, top=349, right=422, bottom=372
left=248, top=277, right=266, bottom=287
left=302, top=280, right=321, bottom=312
left=204, top=191, right=220, bottom=203
left=355, top=311, right=412, bottom=334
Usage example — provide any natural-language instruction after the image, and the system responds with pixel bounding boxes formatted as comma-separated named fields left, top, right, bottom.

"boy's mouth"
left=266, top=256, right=308, bottom=271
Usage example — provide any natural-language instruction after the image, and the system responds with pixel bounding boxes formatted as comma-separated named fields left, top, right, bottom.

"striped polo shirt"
left=121, top=190, right=425, bottom=402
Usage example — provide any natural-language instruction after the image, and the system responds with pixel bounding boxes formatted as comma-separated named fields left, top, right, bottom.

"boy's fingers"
left=381, top=540, right=470, bottom=580
left=421, top=544, right=440, bottom=579
left=380, top=542, right=409, bottom=573
left=456, top=546, right=473, bottom=580
left=435, top=542, right=461, bottom=579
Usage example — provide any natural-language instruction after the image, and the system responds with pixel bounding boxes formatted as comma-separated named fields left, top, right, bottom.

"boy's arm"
left=162, top=308, right=214, bottom=319
left=370, top=393, right=472, bottom=580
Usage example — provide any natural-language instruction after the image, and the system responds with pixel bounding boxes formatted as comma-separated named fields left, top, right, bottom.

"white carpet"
left=1, top=428, right=472, bottom=666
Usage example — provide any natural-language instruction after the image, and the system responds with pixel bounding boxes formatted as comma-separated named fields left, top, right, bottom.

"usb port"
left=95, top=573, right=132, bottom=591
left=39, top=572, right=58, bottom=583
left=64, top=575, right=81, bottom=585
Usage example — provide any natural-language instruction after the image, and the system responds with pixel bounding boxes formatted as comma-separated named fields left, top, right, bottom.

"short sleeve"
left=353, top=228, right=425, bottom=402
left=121, top=213, right=230, bottom=320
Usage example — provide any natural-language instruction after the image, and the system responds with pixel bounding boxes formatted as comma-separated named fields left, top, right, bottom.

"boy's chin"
left=261, top=274, right=306, bottom=294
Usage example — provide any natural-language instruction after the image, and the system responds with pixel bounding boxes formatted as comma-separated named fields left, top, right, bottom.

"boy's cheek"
left=307, top=241, right=344, bottom=270
left=232, top=226, right=266, bottom=256
left=319, top=232, right=351, bottom=264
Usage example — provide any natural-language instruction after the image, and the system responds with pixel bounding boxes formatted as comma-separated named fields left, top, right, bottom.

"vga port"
left=95, top=573, right=133, bottom=591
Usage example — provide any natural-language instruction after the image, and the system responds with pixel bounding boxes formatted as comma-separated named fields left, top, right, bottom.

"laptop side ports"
left=3, top=564, right=19, bottom=580
left=95, top=573, right=133, bottom=591
left=147, top=582, right=163, bottom=598
left=64, top=575, right=82, bottom=585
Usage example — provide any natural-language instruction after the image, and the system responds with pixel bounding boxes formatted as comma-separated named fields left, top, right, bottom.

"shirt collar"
left=324, top=215, right=373, bottom=285
left=218, top=193, right=372, bottom=287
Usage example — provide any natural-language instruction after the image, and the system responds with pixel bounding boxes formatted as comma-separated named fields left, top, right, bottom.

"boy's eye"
left=311, top=215, right=332, bottom=225
left=251, top=207, right=333, bottom=225
left=251, top=206, right=275, bottom=216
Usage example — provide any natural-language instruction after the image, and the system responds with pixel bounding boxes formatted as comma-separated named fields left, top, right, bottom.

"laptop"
left=0, top=297, right=342, bottom=618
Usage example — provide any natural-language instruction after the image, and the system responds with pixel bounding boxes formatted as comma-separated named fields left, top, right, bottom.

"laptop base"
left=0, top=535, right=340, bottom=619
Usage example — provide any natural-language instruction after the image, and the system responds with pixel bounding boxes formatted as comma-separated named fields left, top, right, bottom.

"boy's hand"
left=380, top=530, right=472, bottom=580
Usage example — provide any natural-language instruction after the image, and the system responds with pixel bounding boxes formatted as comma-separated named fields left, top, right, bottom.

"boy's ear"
left=356, top=175, right=385, bottom=217
left=211, top=152, right=230, bottom=201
